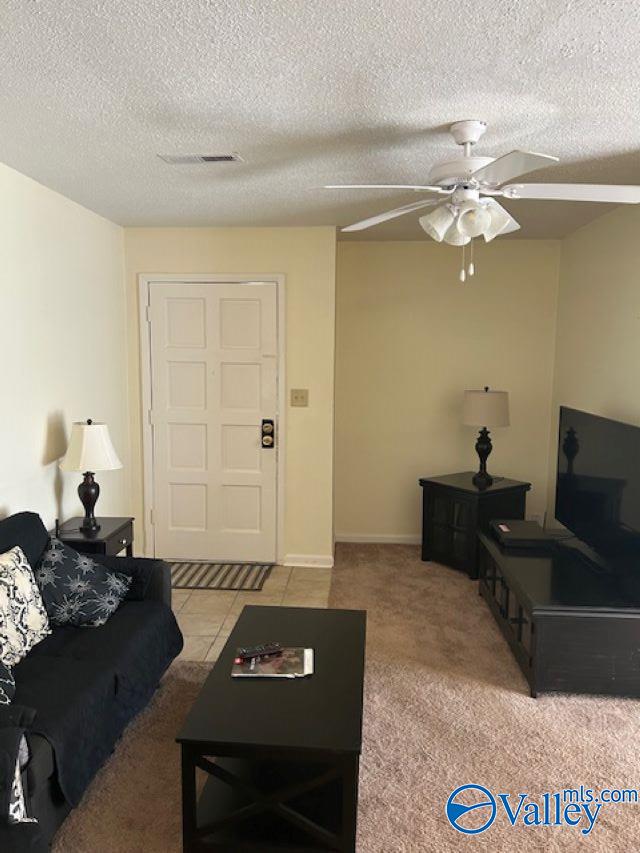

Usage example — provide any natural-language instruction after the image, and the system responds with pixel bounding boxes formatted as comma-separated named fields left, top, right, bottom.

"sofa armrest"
left=90, top=555, right=172, bottom=608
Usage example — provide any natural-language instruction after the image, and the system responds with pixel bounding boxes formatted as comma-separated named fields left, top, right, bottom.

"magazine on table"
left=231, top=647, right=314, bottom=678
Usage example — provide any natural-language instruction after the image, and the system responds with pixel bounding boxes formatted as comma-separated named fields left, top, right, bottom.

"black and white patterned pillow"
left=8, top=736, right=37, bottom=825
left=0, top=661, right=15, bottom=705
left=35, top=539, right=132, bottom=627
left=0, top=547, right=51, bottom=667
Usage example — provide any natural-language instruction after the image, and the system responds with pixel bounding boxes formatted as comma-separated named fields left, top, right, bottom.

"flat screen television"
left=556, top=406, right=640, bottom=570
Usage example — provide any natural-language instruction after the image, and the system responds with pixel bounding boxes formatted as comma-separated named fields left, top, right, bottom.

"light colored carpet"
left=52, top=544, right=639, bottom=851
left=332, top=543, right=639, bottom=852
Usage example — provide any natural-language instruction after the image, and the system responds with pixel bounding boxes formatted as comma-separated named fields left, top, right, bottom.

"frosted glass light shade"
left=419, top=205, right=455, bottom=242
left=483, top=200, right=514, bottom=243
left=457, top=202, right=492, bottom=238
left=60, top=421, right=123, bottom=472
left=462, top=389, right=510, bottom=427
left=443, top=222, right=471, bottom=246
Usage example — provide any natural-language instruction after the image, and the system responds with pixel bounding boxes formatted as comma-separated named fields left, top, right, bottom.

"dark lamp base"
left=78, top=472, right=101, bottom=533
left=80, top=516, right=101, bottom=534
left=473, top=427, right=494, bottom=491
left=472, top=470, right=494, bottom=490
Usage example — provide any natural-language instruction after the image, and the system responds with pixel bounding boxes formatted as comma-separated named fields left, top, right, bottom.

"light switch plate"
left=290, top=388, right=309, bottom=407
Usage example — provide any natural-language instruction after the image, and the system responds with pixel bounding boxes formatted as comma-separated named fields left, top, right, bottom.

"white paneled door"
left=148, top=282, right=278, bottom=561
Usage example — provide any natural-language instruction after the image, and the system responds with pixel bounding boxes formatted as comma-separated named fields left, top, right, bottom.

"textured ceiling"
left=1, top=1, right=639, bottom=239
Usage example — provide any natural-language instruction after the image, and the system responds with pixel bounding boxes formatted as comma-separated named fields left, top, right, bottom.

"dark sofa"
left=0, top=512, right=183, bottom=847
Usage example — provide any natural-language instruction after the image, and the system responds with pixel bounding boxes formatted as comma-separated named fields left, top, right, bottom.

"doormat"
left=170, top=561, right=274, bottom=591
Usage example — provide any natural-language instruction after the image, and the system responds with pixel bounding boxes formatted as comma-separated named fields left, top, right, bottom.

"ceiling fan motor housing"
left=452, top=187, right=481, bottom=205
left=428, top=156, right=494, bottom=187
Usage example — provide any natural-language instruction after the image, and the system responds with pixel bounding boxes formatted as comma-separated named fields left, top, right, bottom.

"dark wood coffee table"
left=176, top=605, right=366, bottom=852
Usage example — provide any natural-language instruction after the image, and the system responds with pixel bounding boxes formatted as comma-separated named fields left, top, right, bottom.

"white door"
left=149, top=282, right=278, bottom=561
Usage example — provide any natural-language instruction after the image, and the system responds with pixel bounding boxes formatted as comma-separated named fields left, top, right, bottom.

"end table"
left=419, top=472, right=530, bottom=578
left=56, top=517, right=134, bottom=557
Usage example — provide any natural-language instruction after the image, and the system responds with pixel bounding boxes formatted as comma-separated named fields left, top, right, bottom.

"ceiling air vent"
left=157, top=153, right=242, bottom=165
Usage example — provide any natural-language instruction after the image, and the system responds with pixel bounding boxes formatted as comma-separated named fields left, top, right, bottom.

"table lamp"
left=462, top=387, right=510, bottom=490
left=60, top=419, right=123, bottom=532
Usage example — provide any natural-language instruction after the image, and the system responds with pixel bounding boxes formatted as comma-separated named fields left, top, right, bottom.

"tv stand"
left=478, top=533, right=640, bottom=698
left=555, top=536, right=611, bottom=573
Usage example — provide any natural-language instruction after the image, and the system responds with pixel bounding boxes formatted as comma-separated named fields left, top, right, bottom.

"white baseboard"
left=283, top=554, right=334, bottom=569
left=335, top=533, right=421, bottom=545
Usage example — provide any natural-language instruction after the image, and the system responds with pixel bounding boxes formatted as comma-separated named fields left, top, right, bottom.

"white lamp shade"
left=60, top=421, right=123, bottom=472
left=462, top=389, right=510, bottom=427
left=419, top=205, right=455, bottom=242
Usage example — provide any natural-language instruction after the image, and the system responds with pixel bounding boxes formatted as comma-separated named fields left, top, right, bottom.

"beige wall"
left=123, top=227, right=336, bottom=564
left=7, top=153, right=631, bottom=555
left=335, top=240, right=561, bottom=540
left=547, top=205, right=640, bottom=518
left=0, top=162, right=128, bottom=528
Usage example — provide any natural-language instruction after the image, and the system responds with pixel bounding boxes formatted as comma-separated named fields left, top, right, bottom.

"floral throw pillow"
left=35, top=539, right=132, bottom=627
left=0, top=547, right=51, bottom=667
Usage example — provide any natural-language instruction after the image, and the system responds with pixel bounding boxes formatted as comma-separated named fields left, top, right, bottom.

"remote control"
left=236, top=642, right=283, bottom=662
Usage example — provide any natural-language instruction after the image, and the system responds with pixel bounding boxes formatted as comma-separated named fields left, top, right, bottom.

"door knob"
left=261, top=419, right=275, bottom=449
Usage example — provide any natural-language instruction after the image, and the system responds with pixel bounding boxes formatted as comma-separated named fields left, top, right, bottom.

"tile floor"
left=172, top=565, right=332, bottom=662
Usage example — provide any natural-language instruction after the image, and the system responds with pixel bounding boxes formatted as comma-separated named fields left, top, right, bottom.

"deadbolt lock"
left=261, top=419, right=275, bottom=448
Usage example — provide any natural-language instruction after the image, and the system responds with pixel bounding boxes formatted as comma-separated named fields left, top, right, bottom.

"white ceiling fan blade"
left=341, top=198, right=440, bottom=232
left=325, top=184, right=451, bottom=193
left=502, top=183, right=640, bottom=204
left=472, top=150, right=559, bottom=187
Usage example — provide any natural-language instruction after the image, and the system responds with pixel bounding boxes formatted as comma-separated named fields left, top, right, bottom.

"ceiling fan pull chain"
left=460, top=243, right=466, bottom=282
left=468, top=239, right=475, bottom=277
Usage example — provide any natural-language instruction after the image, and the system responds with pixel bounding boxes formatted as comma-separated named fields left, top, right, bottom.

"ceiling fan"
left=325, top=120, right=640, bottom=280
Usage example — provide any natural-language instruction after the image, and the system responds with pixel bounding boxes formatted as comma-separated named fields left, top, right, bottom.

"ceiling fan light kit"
left=418, top=205, right=454, bottom=241
left=457, top=201, right=492, bottom=239
left=327, top=119, right=640, bottom=279
left=481, top=199, right=514, bottom=243
left=443, top=222, right=470, bottom=247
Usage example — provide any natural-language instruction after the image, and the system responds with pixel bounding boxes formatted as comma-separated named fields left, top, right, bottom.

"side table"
left=56, top=516, right=134, bottom=557
left=419, top=472, right=530, bottom=578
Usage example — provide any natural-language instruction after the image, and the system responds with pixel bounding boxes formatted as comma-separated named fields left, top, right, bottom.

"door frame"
left=138, top=273, right=286, bottom=563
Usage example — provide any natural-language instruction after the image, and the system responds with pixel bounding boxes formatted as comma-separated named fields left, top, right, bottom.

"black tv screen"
left=556, top=406, right=640, bottom=566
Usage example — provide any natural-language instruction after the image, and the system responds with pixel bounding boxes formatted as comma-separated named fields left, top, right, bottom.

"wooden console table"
left=478, top=532, right=640, bottom=698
